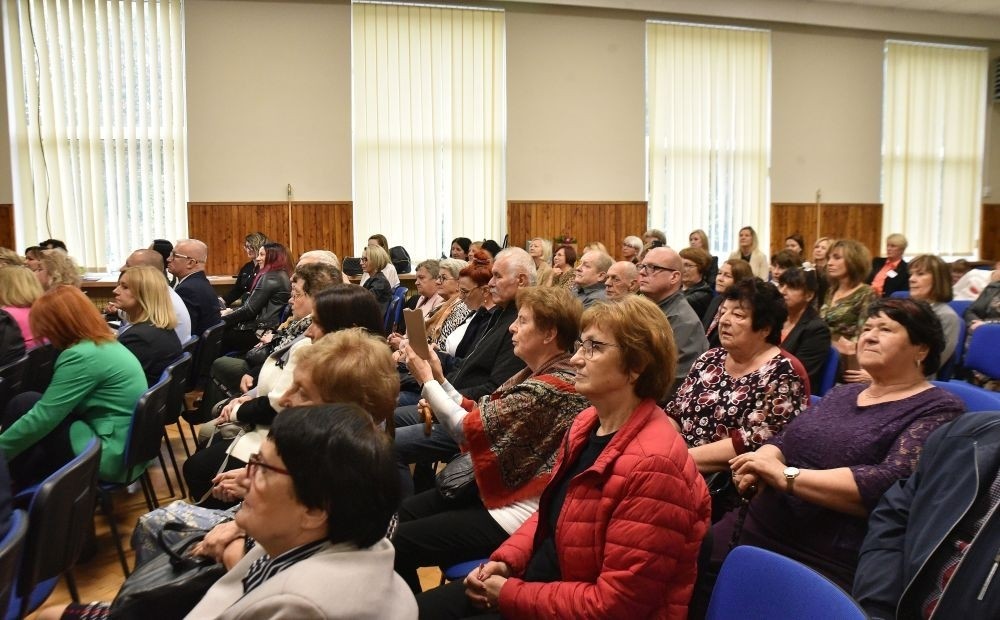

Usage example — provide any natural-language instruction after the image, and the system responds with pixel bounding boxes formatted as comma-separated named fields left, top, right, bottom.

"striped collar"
left=241, top=539, right=327, bottom=595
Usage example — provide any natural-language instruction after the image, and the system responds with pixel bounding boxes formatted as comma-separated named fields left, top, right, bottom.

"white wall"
left=185, top=0, right=352, bottom=201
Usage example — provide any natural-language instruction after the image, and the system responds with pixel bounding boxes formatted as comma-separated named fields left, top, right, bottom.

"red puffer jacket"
left=491, top=399, right=711, bottom=619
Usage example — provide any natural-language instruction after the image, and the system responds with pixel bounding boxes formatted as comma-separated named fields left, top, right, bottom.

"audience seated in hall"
left=821, top=239, right=876, bottom=378
left=769, top=248, right=802, bottom=283
left=549, top=244, right=576, bottom=290
left=728, top=226, right=769, bottom=280
left=168, top=238, right=222, bottom=338
left=113, top=265, right=182, bottom=387
left=777, top=267, right=832, bottom=390
left=0, top=308, right=26, bottom=366
left=688, top=228, right=719, bottom=287
left=220, top=242, right=292, bottom=355
left=449, top=237, right=472, bottom=261
left=703, top=258, right=755, bottom=348
left=691, top=298, right=963, bottom=615
left=637, top=246, right=709, bottom=396
left=222, top=232, right=269, bottom=307
left=35, top=248, right=82, bottom=290
left=527, top=237, right=553, bottom=287
left=393, top=247, right=533, bottom=497
left=408, top=259, right=444, bottom=318
left=573, top=250, right=611, bottom=308
left=360, top=244, right=394, bottom=315
left=679, top=247, right=714, bottom=318
left=364, top=233, right=401, bottom=288
left=0, top=265, right=42, bottom=349
left=621, top=235, right=643, bottom=264
left=907, top=254, right=960, bottom=375
left=866, top=233, right=910, bottom=298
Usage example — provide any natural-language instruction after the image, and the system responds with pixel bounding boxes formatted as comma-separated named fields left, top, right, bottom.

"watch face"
left=784, top=466, right=800, bottom=479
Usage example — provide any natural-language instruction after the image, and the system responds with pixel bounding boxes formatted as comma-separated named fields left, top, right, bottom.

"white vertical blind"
left=882, top=41, right=987, bottom=257
left=352, top=1, right=505, bottom=260
left=3, top=0, right=188, bottom=270
left=646, top=22, right=770, bottom=256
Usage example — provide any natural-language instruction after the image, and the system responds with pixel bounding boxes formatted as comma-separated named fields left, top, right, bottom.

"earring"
left=915, top=358, right=923, bottom=368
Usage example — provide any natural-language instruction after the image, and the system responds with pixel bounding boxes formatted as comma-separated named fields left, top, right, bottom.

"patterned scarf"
left=462, top=352, right=590, bottom=509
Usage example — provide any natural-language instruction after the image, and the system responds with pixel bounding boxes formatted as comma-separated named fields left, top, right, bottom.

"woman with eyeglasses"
left=222, top=232, right=270, bottom=308
left=420, top=295, right=709, bottom=618
left=441, top=252, right=494, bottom=357
left=184, top=283, right=383, bottom=506
left=665, top=278, right=809, bottom=521
left=220, top=242, right=292, bottom=355
left=777, top=266, right=831, bottom=390
left=679, top=247, right=714, bottom=318
left=396, top=286, right=590, bottom=602
left=425, top=257, right=472, bottom=350
left=186, top=405, right=417, bottom=618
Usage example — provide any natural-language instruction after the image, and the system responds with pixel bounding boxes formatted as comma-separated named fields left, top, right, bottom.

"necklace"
left=859, top=379, right=927, bottom=403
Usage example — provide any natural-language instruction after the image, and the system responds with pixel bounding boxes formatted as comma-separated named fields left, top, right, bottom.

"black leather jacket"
left=222, top=271, right=290, bottom=331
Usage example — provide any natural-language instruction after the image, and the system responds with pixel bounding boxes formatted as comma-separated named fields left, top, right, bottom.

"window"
left=3, top=0, right=188, bottom=270
left=352, top=1, right=505, bottom=259
left=882, top=41, right=988, bottom=257
left=646, top=22, right=770, bottom=255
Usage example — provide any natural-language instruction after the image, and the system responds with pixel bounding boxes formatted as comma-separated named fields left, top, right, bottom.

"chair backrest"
left=22, top=344, right=57, bottom=394
left=181, top=335, right=199, bottom=361
left=936, top=317, right=966, bottom=382
left=15, top=439, right=101, bottom=614
left=889, top=290, right=910, bottom=298
left=964, top=323, right=1000, bottom=380
left=948, top=299, right=972, bottom=319
left=160, top=352, right=193, bottom=426
left=809, top=394, right=821, bottom=407
left=122, top=376, right=172, bottom=481
left=191, top=321, right=225, bottom=389
left=931, top=380, right=1000, bottom=412
left=384, top=286, right=408, bottom=333
left=0, top=353, right=28, bottom=397
left=816, top=347, right=840, bottom=397
left=706, top=545, right=866, bottom=620
left=0, top=510, right=28, bottom=616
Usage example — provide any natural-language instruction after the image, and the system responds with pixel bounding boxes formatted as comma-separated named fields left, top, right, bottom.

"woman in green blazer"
left=0, top=285, right=147, bottom=487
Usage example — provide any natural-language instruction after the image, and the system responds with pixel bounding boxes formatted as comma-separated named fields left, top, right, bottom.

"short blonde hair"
left=0, top=248, right=24, bottom=267
left=120, top=265, right=177, bottom=329
left=40, top=249, right=81, bottom=288
left=296, top=328, right=400, bottom=435
left=363, top=244, right=390, bottom=272
left=530, top=238, right=553, bottom=263
left=581, top=296, right=677, bottom=401
left=0, top=266, right=43, bottom=307
left=886, top=233, right=908, bottom=252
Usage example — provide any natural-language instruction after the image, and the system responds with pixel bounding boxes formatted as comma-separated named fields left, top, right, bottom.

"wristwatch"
left=783, top=466, right=800, bottom=494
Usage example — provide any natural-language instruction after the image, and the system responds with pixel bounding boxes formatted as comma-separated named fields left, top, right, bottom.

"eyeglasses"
left=360, top=256, right=369, bottom=263
left=168, top=252, right=198, bottom=263
left=637, top=263, right=678, bottom=276
left=436, top=274, right=455, bottom=282
left=246, top=453, right=291, bottom=479
left=572, top=339, right=621, bottom=360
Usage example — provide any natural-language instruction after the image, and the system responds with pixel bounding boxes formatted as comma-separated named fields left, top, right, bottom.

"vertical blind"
left=882, top=41, right=987, bottom=257
left=646, top=22, right=770, bottom=256
left=3, top=0, right=188, bottom=270
left=352, top=1, right=506, bottom=260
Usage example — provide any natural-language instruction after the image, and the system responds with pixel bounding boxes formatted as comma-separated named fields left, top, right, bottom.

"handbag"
left=131, top=501, right=234, bottom=568
left=110, top=522, right=226, bottom=620
left=435, top=452, right=478, bottom=502
left=704, top=471, right=743, bottom=523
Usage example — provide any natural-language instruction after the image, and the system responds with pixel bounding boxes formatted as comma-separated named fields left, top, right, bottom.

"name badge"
left=887, top=270, right=898, bottom=278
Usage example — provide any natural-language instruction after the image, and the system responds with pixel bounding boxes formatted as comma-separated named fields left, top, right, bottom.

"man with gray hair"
left=168, top=239, right=221, bottom=337
left=638, top=246, right=708, bottom=396
left=605, top=261, right=639, bottom=300
left=298, top=249, right=351, bottom=283
left=574, top=250, right=611, bottom=308
left=119, top=248, right=192, bottom=343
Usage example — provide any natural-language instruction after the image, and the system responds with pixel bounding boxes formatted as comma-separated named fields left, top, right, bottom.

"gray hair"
left=496, top=247, right=537, bottom=286
left=299, top=250, right=341, bottom=268
left=438, top=258, right=468, bottom=279
left=417, top=259, right=441, bottom=279
left=623, top=236, right=643, bottom=253
left=530, top=238, right=553, bottom=263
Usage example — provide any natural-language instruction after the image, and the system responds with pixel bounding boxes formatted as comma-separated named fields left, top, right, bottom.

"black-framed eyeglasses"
left=572, top=339, right=622, bottom=360
left=637, top=263, right=678, bottom=276
left=246, top=453, right=291, bottom=478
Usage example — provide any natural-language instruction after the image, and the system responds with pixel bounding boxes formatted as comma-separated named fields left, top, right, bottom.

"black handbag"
left=704, top=471, right=743, bottom=523
left=109, top=522, right=226, bottom=620
left=435, top=452, right=478, bottom=502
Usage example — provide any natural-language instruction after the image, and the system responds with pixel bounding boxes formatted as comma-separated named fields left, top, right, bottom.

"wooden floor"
left=29, top=425, right=442, bottom=618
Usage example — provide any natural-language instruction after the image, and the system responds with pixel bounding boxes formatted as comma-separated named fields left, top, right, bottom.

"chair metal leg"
left=140, top=473, right=159, bottom=511
left=162, top=430, right=187, bottom=499
left=176, top=421, right=193, bottom=457
left=157, top=451, right=176, bottom=499
left=99, top=490, right=131, bottom=577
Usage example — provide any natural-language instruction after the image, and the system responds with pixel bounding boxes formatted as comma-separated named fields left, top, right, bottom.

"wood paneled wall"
left=187, top=201, right=353, bottom=276
left=0, top=205, right=13, bottom=249
left=770, top=203, right=883, bottom=259
left=507, top=201, right=648, bottom=261
left=982, top=204, right=1000, bottom=263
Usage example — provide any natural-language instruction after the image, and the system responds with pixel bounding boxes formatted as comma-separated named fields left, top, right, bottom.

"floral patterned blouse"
left=664, top=347, right=809, bottom=453
left=820, top=284, right=876, bottom=341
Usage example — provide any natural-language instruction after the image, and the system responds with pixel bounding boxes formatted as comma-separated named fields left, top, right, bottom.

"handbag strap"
left=157, top=522, right=214, bottom=569
left=194, top=428, right=247, bottom=506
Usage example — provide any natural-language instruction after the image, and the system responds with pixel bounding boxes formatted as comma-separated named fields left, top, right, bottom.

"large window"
left=352, top=1, right=505, bottom=259
left=882, top=41, right=988, bottom=257
left=3, top=0, right=188, bottom=270
left=646, top=22, right=770, bottom=255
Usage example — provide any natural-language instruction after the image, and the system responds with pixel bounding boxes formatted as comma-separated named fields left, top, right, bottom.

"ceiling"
left=817, top=0, right=1000, bottom=19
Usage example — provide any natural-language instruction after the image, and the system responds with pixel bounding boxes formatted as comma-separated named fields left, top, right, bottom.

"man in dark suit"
left=866, top=233, right=909, bottom=297
left=168, top=239, right=221, bottom=338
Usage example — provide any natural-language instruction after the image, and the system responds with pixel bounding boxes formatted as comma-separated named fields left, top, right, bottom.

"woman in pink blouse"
left=0, top=266, right=43, bottom=348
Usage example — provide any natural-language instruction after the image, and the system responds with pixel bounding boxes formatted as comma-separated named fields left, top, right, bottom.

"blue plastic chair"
left=809, top=394, right=822, bottom=407
left=889, top=290, right=910, bottom=298
left=948, top=299, right=972, bottom=319
left=439, top=558, right=488, bottom=585
left=931, top=380, right=1000, bottom=412
left=964, top=323, right=1000, bottom=380
left=6, top=439, right=101, bottom=620
left=706, top=545, right=866, bottom=620
left=816, top=347, right=840, bottom=397
left=0, top=511, right=28, bottom=617
left=384, top=285, right=408, bottom=333
left=936, top=317, right=966, bottom=381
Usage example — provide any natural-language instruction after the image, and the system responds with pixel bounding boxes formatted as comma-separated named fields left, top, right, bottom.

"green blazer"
left=0, top=340, right=147, bottom=482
